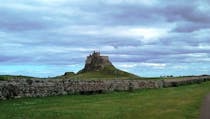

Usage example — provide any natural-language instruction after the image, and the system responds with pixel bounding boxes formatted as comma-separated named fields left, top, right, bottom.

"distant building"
left=86, top=51, right=109, bottom=66
left=80, top=51, right=113, bottom=73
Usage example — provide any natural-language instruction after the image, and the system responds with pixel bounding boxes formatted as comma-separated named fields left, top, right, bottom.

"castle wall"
left=101, top=56, right=109, bottom=61
left=0, top=76, right=210, bottom=100
left=85, top=56, right=92, bottom=64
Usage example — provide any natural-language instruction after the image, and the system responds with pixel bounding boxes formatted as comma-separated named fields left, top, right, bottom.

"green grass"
left=1, top=82, right=210, bottom=119
left=0, top=75, right=34, bottom=81
left=130, top=75, right=210, bottom=81
left=69, top=71, right=140, bottom=80
left=58, top=65, right=140, bottom=80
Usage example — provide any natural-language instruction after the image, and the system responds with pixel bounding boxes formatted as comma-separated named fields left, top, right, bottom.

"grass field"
left=59, top=65, right=140, bottom=80
left=0, top=82, right=210, bottom=119
left=0, top=75, right=34, bottom=80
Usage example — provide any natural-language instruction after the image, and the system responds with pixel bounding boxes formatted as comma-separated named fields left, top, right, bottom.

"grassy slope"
left=0, top=75, right=34, bottom=80
left=140, top=76, right=205, bottom=81
left=1, top=82, right=210, bottom=119
left=68, top=65, right=140, bottom=80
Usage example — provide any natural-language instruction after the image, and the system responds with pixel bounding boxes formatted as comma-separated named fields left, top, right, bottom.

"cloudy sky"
left=0, top=0, right=210, bottom=77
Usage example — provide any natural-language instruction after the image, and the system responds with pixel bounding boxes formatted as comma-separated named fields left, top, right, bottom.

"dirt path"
left=200, top=93, right=210, bottom=119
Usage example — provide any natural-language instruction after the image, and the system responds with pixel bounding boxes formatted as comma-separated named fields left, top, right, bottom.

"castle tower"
left=79, top=51, right=114, bottom=73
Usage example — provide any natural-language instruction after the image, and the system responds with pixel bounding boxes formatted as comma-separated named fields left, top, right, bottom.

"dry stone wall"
left=163, top=76, right=210, bottom=87
left=0, top=76, right=210, bottom=100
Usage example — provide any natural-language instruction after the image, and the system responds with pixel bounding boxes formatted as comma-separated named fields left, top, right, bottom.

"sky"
left=0, top=0, right=210, bottom=77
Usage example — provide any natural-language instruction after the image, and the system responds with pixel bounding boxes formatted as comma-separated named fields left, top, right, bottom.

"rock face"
left=79, top=51, right=114, bottom=73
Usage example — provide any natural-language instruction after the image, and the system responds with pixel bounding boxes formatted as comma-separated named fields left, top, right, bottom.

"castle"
left=86, top=51, right=109, bottom=65
left=79, top=51, right=113, bottom=73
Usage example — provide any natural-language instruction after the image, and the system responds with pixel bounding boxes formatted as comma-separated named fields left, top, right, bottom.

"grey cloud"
left=0, top=0, right=210, bottom=77
left=172, top=22, right=210, bottom=33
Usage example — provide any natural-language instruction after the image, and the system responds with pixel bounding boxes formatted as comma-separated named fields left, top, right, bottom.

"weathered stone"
left=0, top=76, right=209, bottom=100
left=163, top=76, right=210, bottom=87
left=1, top=83, right=19, bottom=99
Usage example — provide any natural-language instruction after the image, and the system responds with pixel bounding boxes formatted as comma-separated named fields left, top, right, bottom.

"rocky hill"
left=61, top=51, right=140, bottom=79
left=78, top=51, right=114, bottom=73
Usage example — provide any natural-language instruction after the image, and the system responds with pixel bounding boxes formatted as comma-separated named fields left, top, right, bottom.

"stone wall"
left=163, top=76, right=210, bottom=87
left=0, top=76, right=209, bottom=100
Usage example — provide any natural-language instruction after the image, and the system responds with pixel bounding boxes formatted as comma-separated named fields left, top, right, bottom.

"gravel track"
left=200, top=93, right=210, bottom=119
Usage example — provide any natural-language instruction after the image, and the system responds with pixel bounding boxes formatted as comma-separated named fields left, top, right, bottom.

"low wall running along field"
left=0, top=76, right=209, bottom=100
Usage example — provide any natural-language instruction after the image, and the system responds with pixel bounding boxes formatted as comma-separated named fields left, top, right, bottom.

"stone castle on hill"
left=79, top=51, right=114, bottom=73
left=86, top=51, right=111, bottom=66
